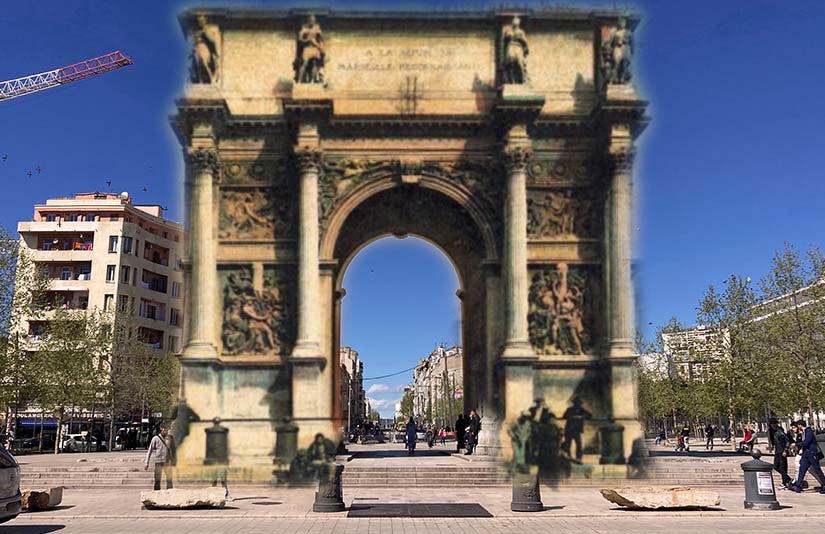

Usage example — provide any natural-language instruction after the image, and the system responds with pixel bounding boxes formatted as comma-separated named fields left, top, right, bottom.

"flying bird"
left=105, top=180, right=112, bottom=187
left=36, top=166, right=42, bottom=174
left=142, top=187, right=148, bottom=192
left=26, top=170, right=32, bottom=178
left=1, top=155, right=7, bottom=162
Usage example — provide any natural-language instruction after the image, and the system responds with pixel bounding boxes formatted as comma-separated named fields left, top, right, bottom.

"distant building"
left=340, top=346, right=366, bottom=428
left=410, top=345, right=463, bottom=424
left=661, top=326, right=728, bottom=382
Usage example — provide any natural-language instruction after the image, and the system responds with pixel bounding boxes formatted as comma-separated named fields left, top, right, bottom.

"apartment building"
left=411, top=345, right=463, bottom=422
left=340, top=346, right=366, bottom=429
left=17, top=192, right=185, bottom=353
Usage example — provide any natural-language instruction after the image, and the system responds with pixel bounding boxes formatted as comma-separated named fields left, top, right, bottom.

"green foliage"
left=639, top=244, right=825, bottom=433
left=399, top=389, right=413, bottom=418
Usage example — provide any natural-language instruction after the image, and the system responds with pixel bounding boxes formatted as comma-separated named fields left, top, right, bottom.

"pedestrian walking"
left=455, top=414, right=466, bottom=453
left=789, top=420, right=825, bottom=494
left=679, top=424, right=691, bottom=452
left=144, top=424, right=176, bottom=491
left=705, top=424, right=715, bottom=450
left=769, top=418, right=793, bottom=489
left=405, top=417, right=417, bottom=456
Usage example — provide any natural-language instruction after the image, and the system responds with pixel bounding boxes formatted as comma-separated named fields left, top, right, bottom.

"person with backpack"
left=144, top=424, right=176, bottom=490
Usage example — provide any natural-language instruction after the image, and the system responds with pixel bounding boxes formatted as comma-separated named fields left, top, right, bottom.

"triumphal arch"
left=172, top=7, right=647, bottom=479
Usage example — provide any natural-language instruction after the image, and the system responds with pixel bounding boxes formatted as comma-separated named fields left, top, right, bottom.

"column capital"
left=294, top=146, right=324, bottom=174
left=186, top=147, right=221, bottom=175
left=502, top=146, right=533, bottom=172
left=607, top=144, right=635, bottom=175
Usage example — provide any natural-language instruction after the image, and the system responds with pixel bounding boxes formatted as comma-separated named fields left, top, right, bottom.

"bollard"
left=313, top=463, right=345, bottom=512
left=741, top=449, right=780, bottom=510
left=510, top=466, right=543, bottom=512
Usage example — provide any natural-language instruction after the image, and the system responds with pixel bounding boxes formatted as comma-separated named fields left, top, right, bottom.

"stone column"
left=291, top=147, right=324, bottom=360
left=182, top=147, right=219, bottom=359
left=501, top=144, right=534, bottom=360
left=601, top=125, right=639, bottom=464
left=607, top=139, right=635, bottom=357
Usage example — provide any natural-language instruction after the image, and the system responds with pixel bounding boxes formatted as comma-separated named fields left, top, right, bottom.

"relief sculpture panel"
left=221, top=266, right=295, bottom=356
left=219, top=188, right=295, bottom=240
left=528, top=263, right=596, bottom=355
left=527, top=189, right=598, bottom=239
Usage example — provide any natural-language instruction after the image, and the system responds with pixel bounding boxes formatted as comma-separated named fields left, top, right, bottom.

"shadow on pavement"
left=352, top=449, right=452, bottom=459
left=0, top=526, right=65, bottom=533
left=23, top=505, right=75, bottom=513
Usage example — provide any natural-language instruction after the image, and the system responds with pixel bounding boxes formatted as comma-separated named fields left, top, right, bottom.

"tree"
left=399, top=389, right=413, bottom=418
left=697, top=275, right=764, bottom=449
left=34, top=307, right=111, bottom=453
left=104, top=311, right=180, bottom=449
left=757, top=244, right=825, bottom=426
left=0, top=225, right=51, bottom=440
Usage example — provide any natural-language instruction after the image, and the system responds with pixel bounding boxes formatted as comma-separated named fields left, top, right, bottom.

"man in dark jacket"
left=455, top=414, right=466, bottom=453
left=789, top=420, right=825, bottom=494
left=466, top=410, right=481, bottom=455
left=769, top=418, right=792, bottom=488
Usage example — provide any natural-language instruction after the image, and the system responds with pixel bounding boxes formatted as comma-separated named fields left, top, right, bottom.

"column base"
left=291, top=339, right=324, bottom=361
left=501, top=340, right=536, bottom=360
left=474, top=416, right=502, bottom=457
left=599, top=423, right=626, bottom=465
left=181, top=341, right=218, bottom=360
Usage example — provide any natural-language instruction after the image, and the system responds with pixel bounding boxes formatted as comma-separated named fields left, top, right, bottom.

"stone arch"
left=324, top=178, right=500, bottom=425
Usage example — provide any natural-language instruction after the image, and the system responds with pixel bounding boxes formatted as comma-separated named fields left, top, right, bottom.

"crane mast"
left=0, top=51, right=133, bottom=102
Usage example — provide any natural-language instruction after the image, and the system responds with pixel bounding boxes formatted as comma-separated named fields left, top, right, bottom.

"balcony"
left=18, top=221, right=100, bottom=233
left=141, top=269, right=168, bottom=295
left=143, top=241, right=170, bottom=267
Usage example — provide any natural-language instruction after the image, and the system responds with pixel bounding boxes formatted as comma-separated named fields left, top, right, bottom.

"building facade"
left=661, top=327, right=729, bottom=382
left=17, top=193, right=185, bottom=354
left=339, top=346, right=366, bottom=429
left=411, top=345, right=464, bottom=423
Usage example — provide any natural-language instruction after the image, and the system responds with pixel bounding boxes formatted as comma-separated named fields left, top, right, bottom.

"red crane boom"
left=0, top=51, right=133, bottom=102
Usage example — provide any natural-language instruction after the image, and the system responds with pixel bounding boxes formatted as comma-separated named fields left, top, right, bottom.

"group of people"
left=402, top=410, right=482, bottom=456
left=769, top=418, right=825, bottom=494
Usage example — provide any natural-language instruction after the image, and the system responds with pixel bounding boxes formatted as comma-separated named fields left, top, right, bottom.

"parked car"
left=21, top=437, right=55, bottom=451
left=0, top=445, right=21, bottom=524
left=62, top=433, right=106, bottom=453
left=416, top=431, right=425, bottom=441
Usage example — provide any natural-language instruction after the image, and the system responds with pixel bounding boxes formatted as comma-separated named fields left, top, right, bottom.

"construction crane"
left=0, top=51, right=133, bottom=102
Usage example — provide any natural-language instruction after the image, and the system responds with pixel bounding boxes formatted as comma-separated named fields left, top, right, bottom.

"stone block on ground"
left=22, top=487, right=63, bottom=510
left=140, top=488, right=226, bottom=509
left=600, top=486, right=720, bottom=509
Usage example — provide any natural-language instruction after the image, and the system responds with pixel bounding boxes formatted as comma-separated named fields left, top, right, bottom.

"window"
left=132, top=268, right=137, bottom=286
left=68, top=214, right=79, bottom=222
left=103, top=294, right=114, bottom=312
left=168, top=336, right=180, bottom=353
left=45, top=214, right=57, bottom=222
left=162, top=231, right=168, bottom=239
left=121, top=265, right=130, bottom=283
left=171, top=281, right=181, bottom=298
left=85, top=214, right=95, bottom=222
left=122, top=236, right=133, bottom=254
left=118, top=295, right=129, bottom=312
left=106, top=265, right=116, bottom=282
left=60, top=267, right=72, bottom=280
left=174, top=256, right=182, bottom=270
left=169, top=308, right=181, bottom=326
left=108, top=235, right=119, bottom=253
left=134, top=240, right=140, bottom=256
left=78, top=296, right=89, bottom=310
left=42, top=241, right=53, bottom=251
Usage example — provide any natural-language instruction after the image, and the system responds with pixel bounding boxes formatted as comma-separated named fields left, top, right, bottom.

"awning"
left=18, top=418, right=58, bottom=427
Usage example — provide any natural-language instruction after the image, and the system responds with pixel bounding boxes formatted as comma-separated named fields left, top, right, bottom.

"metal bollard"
left=510, top=466, right=543, bottom=512
left=313, top=463, right=345, bottom=512
left=741, top=449, right=780, bottom=510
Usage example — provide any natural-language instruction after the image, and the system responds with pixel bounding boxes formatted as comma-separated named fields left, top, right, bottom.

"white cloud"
left=367, top=397, right=401, bottom=411
left=365, top=383, right=404, bottom=395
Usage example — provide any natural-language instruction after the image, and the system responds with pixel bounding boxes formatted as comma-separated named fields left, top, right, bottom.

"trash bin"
left=741, top=449, right=780, bottom=510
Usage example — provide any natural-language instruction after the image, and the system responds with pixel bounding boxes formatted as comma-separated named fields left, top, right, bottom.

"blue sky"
left=2, top=1, right=824, bottom=416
